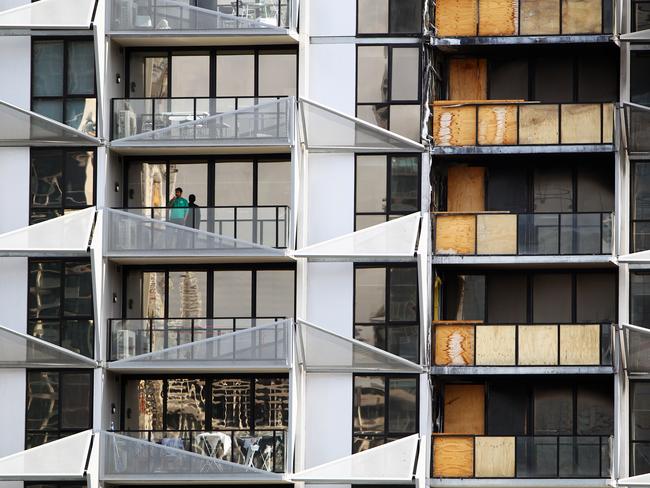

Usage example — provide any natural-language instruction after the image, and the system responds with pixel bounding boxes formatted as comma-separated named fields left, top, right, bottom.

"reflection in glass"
left=518, top=213, right=559, bottom=255
left=516, top=437, right=558, bottom=477
left=357, top=0, right=388, bottom=33
left=256, top=270, right=294, bottom=318
left=171, top=54, right=210, bottom=97
left=357, top=46, right=388, bottom=103
left=27, top=371, right=59, bottom=431
left=357, top=155, right=387, bottom=213
left=216, top=52, right=255, bottom=97
left=391, top=48, right=419, bottom=101
left=259, top=52, right=297, bottom=96
left=354, top=376, right=385, bottom=433
left=214, top=271, right=253, bottom=319
left=389, top=267, right=417, bottom=321
left=388, top=377, right=417, bottom=433
left=165, top=379, right=206, bottom=432
left=68, top=41, right=96, bottom=95
left=212, top=378, right=251, bottom=429
left=390, top=156, right=419, bottom=212
left=33, top=40, right=64, bottom=97
left=255, top=377, right=289, bottom=428
left=355, top=268, right=386, bottom=323
left=168, top=271, right=207, bottom=318
left=124, top=379, right=164, bottom=430
left=60, top=373, right=91, bottom=429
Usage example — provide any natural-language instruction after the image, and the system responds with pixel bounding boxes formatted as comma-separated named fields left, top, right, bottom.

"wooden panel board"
left=435, top=0, right=478, bottom=36
left=433, top=436, right=474, bottom=477
left=435, top=215, right=476, bottom=255
left=479, top=0, right=517, bottom=35
left=475, top=325, right=516, bottom=365
left=444, top=384, right=485, bottom=434
left=603, top=103, right=614, bottom=143
left=435, top=325, right=475, bottom=365
left=518, top=325, right=558, bottom=365
left=562, top=0, right=601, bottom=33
left=476, top=214, right=517, bottom=254
left=433, top=106, right=477, bottom=146
left=519, top=105, right=559, bottom=144
left=520, top=0, right=560, bottom=34
left=448, top=58, right=487, bottom=101
left=477, top=105, right=517, bottom=145
left=447, top=166, right=486, bottom=212
left=561, top=104, right=602, bottom=144
left=559, top=324, right=600, bottom=365
left=475, top=436, right=516, bottom=478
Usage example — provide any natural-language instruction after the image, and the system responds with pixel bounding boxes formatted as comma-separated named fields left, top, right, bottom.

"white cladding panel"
left=308, top=44, right=356, bottom=113
left=309, top=0, right=356, bottom=37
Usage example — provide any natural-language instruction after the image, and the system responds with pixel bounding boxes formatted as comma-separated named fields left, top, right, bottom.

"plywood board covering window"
left=444, top=384, right=485, bottom=434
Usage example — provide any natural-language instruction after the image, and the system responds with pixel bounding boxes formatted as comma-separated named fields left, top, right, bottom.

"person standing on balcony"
left=186, top=194, right=201, bottom=230
left=168, top=187, right=188, bottom=225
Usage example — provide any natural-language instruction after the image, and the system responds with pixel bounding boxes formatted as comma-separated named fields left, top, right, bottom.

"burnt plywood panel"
left=562, top=0, right=602, bottom=33
left=559, top=324, right=600, bottom=365
left=520, top=0, right=560, bottom=34
left=519, top=105, right=560, bottom=144
left=433, top=436, right=474, bottom=477
left=435, top=215, right=476, bottom=255
left=449, top=58, right=487, bottom=100
left=476, top=214, right=517, bottom=254
left=478, top=0, right=518, bottom=35
left=561, top=104, right=602, bottom=144
left=477, top=105, right=517, bottom=145
left=447, top=166, right=486, bottom=212
left=603, top=103, right=614, bottom=143
left=475, top=436, right=516, bottom=477
left=435, top=324, right=475, bottom=365
left=435, top=0, right=478, bottom=36
left=433, top=105, right=477, bottom=146
left=475, top=325, right=516, bottom=365
left=518, top=325, right=558, bottom=365
left=444, top=384, right=485, bottom=434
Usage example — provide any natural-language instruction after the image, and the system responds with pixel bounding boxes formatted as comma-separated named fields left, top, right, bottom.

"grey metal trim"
left=432, top=34, right=612, bottom=45
left=106, top=362, right=291, bottom=373
left=0, top=250, right=90, bottom=257
left=108, top=29, right=291, bottom=37
left=101, top=475, right=287, bottom=484
left=432, top=255, right=615, bottom=266
left=296, top=256, right=417, bottom=263
left=306, top=146, right=425, bottom=153
left=431, top=144, right=615, bottom=155
left=309, top=36, right=422, bottom=44
left=430, top=366, right=615, bottom=375
left=428, top=479, right=610, bottom=488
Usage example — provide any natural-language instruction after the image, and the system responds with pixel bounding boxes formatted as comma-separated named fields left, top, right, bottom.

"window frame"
left=24, top=369, right=94, bottom=449
left=630, top=380, right=650, bottom=476
left=355, top=0, right=424, bottom=36
left=354, top=153, right=422, bottom=230
left=352, top=373, right=420, bottom=452
left=631, top=161, right=650, bottom=252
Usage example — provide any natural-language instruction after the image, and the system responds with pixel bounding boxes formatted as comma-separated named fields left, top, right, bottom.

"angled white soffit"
left=109, top=98, right=294, bottom=152
left=0, top=207, right=96, bottom=257
left=0, top=325, right=97, bottom=368
left=298, top=98, right=425, bottom=153
left=102, top=208, right=286, bottom=260
left=621, top=323, right=650, bottom=375
left=619, top=473, right=650, bottom=486
left=619, top=248, right=650, bottom=263
left=107, top=320, right=291, bottom=372
left=293, top=213, right=421, bottom=262
left=620, top=29, right=650, bottom=42
left=100, top=431, right=284, bottom=483
left=292, top=434, right=419, bottom=484
left=0, top=430, right=93, bottom=480
left=296, top=320, right=423, bottom=373
left=108, top=0, right=291, bottom=36
left=0, top=0, right=95, bottom=33
left=0, top=100, right=100, bottom=146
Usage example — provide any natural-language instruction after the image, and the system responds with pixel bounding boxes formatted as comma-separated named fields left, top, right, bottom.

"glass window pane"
left=31, top=150, right=63, bottom=209
left=516, top=436, right=558, bottom=477
left=125, top=271, right=166, bottom=318
left=215, top=162, right=253, bottom=206
left=576, top=273, right=616, bottom=323
left=389, top=267, right=417, bottom=321
left=487, top=274, right=527, bottom=323
left=389, top=104, right=420, bottom=141
left=533, top=273, right=572, bottom=323
left=65, top=151, right=94, bottom=207
left=29, top=261, right=62, bottom=319
left=577, top=384, right=613, bottom=435
left=216, top=52, right=254, bottom=97
left=171, top=54, right=210, bottom=97
left=634, top=162, right=650, bottom=221
left=577, top=55, right=618, bottom=103
left=165, top=378, right=206, bottom=431
left=391, top=48, right=419, bottom=101
left=631, top=273, right=650, bottom=328
left=389, top=0, right=421, bottom=33
left=487, top=384, right=529, bottom=435
left=212, top=378, right=251, bottom=429
left=355, top=324, right=386, bottom=350
left=488, top=59, right=529, bottom=100
left=356, top=155, right=387, bottom=213
left=632, top=382, right=650, bottom=441
left=65, top=98, right=96, bottom=135
left=26, top=371, right=59, bottom=431
left=487, top=167, right=529, bottom=212
left=33, top=99, right=64, bottom=123
left=258, top=161, right=291, bottom=206
left=357, top=103, right=389, bottom=130
left=534, top=167, right=573, bottom=212
left=358, top=0, right=388, bottom=33
left=63, top=261, right=93, bottom=317
left=355, top=267, right=386, bottom=323
left=167, top=271, right=207, bottom=317
left=577, top=166, right=614, bottom=212
left=443, top=274, right=485, bottom=321
left=354, top=376, right=385, bottom=433
left=255, top=377, right=289, bottom=429
left=67, top=40, right=95, bottom=96
left=256, top=270, right=294, bottom=318
left=213, top=270, right=252, bottom=319
left=631, top=52, right=650, bottom=105
left=60, top=373, right=91, bottom=429
left=124, top=379, right=164, bottom=430
left=33, top=40, right=64, bottom=97
left=534, top=57, right=574, bottom=103
left=127, top=162, right=168, bottom=208
left=387, top=324, right=418, bottom=362
left=357, top=46, right=389, bottom=103
left=259, top=53, right=297, bottom=97
left=356, top=214, right=387, bottom=230
left=171, top=162, right=208, bottom=218
left=534, top=386, right=573, bottom=434
left=388, top=377, right=417, bottom=433
left=62, top=319, right=94, bottom=358
left=390, top=156, right=419, bottom=212
left=128, top=52, right=169, bottom=98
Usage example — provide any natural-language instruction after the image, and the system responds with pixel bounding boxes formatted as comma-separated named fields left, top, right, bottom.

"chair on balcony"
left=197, top=431, right=232, bottom=460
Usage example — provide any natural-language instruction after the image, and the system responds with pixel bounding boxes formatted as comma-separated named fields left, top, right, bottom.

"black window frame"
left=352, top=373, right=420, bottom=453
left=630, top=380, right=650, bottom=476
left=631, top=161, right=650, bottom=252
left=27, top=258, right=95, bottom=359
left=355, top=0, right=424, bottom=36
left=31, top=36, right=98, bottom=133
left=25, top=369, right=94, bottom=449
left=354, top=153, right=422, bottom=230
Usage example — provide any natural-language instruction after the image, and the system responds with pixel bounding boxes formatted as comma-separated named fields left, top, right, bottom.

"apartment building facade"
left=0, top=1, right=646, bottom=488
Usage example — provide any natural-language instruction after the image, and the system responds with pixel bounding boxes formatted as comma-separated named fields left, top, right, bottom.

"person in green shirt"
left=168, top=187, right=189, bottom=225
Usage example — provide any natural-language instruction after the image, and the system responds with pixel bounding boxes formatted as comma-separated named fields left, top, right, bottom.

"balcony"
left=433, top=0, right=611, bottom=43
left=432, top=102, right=614, bottom=154
left=116, top=206, right=289, bottom=249
left=432, top=322, right=613, bottom=373
left=431, top=435, right=611, bottom=479
left=433, top=212, right=613, bottom=264
left=108, top=0, right=297, bottom=46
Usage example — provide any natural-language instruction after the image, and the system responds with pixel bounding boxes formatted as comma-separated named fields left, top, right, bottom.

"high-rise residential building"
left=0, top=0, right=645, bottom=488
